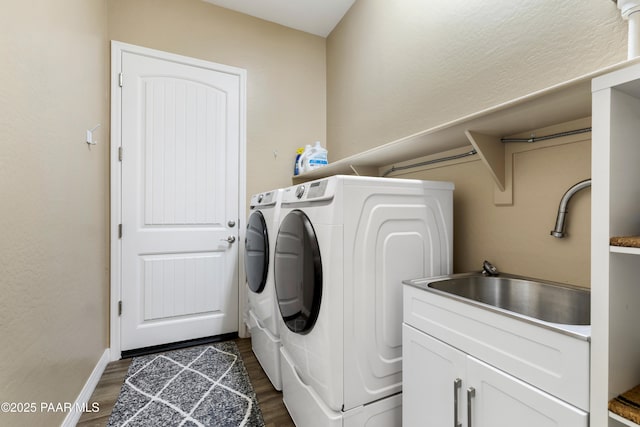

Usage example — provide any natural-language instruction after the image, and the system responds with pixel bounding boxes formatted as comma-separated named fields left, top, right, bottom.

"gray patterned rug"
left=107, top=341, right=265, bottom=427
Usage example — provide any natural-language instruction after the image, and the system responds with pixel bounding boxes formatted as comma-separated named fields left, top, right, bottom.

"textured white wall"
left=327, top=0, right=627, bottom=160
left=0, top=0, right=109, bottom=425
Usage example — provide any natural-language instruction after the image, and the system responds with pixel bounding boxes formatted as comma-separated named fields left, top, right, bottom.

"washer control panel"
left=283, top=178, right=333, bottom=203
left=307, top=180, right=328, bottom=199
left=249, top=190, right=278, bottom=209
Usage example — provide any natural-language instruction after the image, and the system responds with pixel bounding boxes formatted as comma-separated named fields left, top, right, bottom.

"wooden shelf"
left=611, top=411, right=640, bottom=427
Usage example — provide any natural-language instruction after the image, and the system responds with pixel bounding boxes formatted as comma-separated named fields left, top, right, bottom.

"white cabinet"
left=466, top=355, right=587, bottom=427
left=403, top=324, right=589, bottom=427
left=591, top=62, right=640, bottom=427
left=403, top=324, right=466, bottom=427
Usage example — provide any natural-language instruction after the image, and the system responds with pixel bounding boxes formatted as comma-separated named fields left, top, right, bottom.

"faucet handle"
left=482, top=260, right=498, bottom=276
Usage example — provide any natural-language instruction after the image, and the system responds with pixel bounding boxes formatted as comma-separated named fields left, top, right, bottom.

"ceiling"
left=202, top=0, right=356, bottom=37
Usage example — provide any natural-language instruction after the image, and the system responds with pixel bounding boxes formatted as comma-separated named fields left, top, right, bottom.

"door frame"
left=110, top=41, right=247, bottom=361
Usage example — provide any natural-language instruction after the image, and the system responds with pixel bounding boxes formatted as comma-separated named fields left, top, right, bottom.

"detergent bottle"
left=305, top=141, right=328, bottom=171
left=293, top=147, right=305, bottom=176
left=297, top=144, right=312, bottom=174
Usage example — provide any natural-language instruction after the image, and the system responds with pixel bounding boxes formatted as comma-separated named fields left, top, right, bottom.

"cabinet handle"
left=467, top=387, right=476, bottom=427
left=453, top=378, right=462, bottom=427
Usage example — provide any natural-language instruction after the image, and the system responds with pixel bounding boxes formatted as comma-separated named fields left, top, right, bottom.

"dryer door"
left=274, top=209, right=322, bottom=334
left=245, top=211, right=269, bottom=293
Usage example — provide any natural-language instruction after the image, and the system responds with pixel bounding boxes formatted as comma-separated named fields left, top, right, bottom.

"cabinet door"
left=466, top=356, right=588, bottom=427
left=403, top=324, right=466, bottom=427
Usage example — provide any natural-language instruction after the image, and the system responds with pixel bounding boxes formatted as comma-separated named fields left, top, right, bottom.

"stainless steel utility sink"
left=406, top=272, right=590, bottom=326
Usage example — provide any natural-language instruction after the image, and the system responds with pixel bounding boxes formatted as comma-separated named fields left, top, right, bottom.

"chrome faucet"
left=482, top=260, right=499, bottom=276
left=550, top=179, right=591, bottom=238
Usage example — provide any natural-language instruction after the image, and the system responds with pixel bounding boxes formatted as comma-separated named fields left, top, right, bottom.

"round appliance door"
left=274, top=209, right=322, bottom=334
left=245, top=211, right=269, bottom=293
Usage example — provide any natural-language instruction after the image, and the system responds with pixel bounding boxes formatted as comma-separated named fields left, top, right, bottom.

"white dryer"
left=245, top=189, right=283, bottom=390
left=274, top=175, right=454, bottom=426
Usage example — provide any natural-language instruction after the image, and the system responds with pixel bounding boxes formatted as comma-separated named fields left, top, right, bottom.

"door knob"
left=221, top=235, right=236, bottom=244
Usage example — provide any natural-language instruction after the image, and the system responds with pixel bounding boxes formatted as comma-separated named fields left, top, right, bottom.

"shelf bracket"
left=465, top=131, right=512, bottom=205
left=465, top=131, right=505, bottom=191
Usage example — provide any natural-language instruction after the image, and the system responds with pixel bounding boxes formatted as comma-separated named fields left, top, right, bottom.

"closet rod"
left=501, top=127, right=591, bottom=143
left=381, top=149, right=478, bottom=177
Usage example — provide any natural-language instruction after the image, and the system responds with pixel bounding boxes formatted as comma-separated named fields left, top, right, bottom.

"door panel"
left=142, top=77, right=228, bottom=226
left=142, top=253, right=222, bottom=320
left=402, top=324, right=466, bottom=427
left=467, top=356, right=588, bottom=427
left=120, top=50, right=240, bottom=351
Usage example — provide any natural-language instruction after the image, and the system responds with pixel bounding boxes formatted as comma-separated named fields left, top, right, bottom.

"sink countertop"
left=404, top=273, right=592, bottom=342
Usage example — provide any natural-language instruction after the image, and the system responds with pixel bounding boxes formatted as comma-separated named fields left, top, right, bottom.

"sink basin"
left=412, top=272, right=590, bottom=326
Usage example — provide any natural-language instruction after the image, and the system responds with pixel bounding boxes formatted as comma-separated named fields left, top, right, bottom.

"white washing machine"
left=274, top=175, right=454, bottom=426
left=245, top=189, right=283, bottom=390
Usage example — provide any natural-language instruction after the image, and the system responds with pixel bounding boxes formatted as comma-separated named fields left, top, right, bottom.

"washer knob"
left=295, top=185, right=305, bottom=199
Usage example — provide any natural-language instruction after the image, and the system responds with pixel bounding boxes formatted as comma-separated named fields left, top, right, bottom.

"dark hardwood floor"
left=235, top=339, right=295, bottom=427
left=77, top=338, right=294, bottom=427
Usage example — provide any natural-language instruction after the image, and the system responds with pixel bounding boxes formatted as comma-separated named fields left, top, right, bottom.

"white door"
left=117, top=45, right=244, bottom=351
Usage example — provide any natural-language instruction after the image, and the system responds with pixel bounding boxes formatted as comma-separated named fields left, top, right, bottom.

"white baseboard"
left=61, top=348, right=110, bottom=427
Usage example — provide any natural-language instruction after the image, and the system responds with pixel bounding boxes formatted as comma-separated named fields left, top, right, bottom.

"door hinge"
left=118, top=301, right=122, bottom=316
left=118, top=146, right=123, bottom=161
left=119, top=72, right=123, bottom=87
left=118, top=223, right=123, bottom=238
